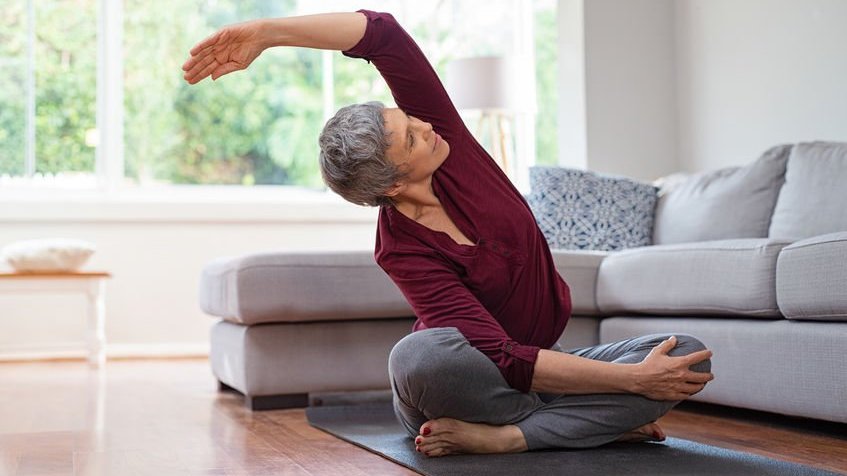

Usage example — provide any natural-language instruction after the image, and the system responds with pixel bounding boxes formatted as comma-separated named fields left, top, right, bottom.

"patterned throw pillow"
left=527, top=166, right=658, bottom=251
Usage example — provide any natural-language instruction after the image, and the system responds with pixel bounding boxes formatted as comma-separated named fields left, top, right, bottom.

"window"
left=0, top=0, right=557, bottom=194
left=0, top=0, right=97, bottom=181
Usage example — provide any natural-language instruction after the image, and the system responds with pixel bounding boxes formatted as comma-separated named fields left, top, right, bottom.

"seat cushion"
left=596, top=239, right=793, bottom=317
left=550, top=249, right=610, bottom=315
left=769, top=141, right=847, bottom=240
left=776, top=232, right=847, bottom=321
left=652, top=144, right=791, bottom=245
left=199, top=251, right=413, bottom=325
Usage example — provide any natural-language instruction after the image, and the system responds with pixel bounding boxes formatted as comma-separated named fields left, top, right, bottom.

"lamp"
left=446, top=56, right=517, bottom=178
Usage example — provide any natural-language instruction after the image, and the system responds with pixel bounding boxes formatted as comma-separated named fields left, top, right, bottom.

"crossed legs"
left=387, top=327, right=711, bottom=455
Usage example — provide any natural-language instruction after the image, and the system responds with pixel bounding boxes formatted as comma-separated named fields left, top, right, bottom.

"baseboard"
left=0, top=342, right=210, bottom=362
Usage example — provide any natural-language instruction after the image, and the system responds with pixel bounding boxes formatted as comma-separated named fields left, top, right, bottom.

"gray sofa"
left=199, top=140, right=847, bottom=423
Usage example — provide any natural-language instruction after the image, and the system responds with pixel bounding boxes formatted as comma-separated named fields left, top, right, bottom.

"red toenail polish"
left=416, top=447, right=420, bottom=452
left=425, top=451, right=430, bottom=456
left=423, top=427, right=431, bottom=435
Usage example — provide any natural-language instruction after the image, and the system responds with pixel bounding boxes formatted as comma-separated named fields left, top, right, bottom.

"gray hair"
left=318, top=101, right=409, bottom=207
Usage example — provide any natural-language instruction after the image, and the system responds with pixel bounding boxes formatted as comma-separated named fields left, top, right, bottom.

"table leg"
left=86, top=279, right=106, bottom=369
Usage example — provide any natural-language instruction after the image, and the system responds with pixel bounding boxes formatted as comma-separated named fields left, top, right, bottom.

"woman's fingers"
left=647, top=336, right=677, bottom=358
left=211, top=62, right=242, bottom=80
left=685, top=370, right=714, bottom=383
left=184, top=54, right=218, bottom=83
left=680, top=382, right=706, bottom=395
left=189, top=58, right=225, bottom=84
left=183, top=50, right=213, bottom=74
left=683, top=349, right=713, bottom=366
left=189, top=30, right=223, bottom=56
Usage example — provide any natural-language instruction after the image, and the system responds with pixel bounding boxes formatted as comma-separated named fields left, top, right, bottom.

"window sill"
left=0, top=185, right=379, bottom=223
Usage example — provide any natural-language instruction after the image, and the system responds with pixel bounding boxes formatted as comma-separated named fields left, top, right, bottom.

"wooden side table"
left=0, top=271, right=112, bottom=368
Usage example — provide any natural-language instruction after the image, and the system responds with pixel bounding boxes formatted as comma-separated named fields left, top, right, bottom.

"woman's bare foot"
left=414, top=418, right=528, bottom=457
left=615, top=422, right=666, bottom=443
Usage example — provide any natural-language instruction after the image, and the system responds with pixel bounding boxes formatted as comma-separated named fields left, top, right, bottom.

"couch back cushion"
left=652, top=144, right=792, bottom=245
left=527, top=166, right=657, bottom=251
left=769, top=141, right=847, bottom=240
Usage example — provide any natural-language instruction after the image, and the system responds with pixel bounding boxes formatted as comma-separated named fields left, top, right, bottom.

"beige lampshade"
left=446, top=56, right=517, bottom=112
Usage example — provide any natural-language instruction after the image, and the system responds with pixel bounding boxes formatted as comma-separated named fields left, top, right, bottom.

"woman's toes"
left=425, top=445, right=451, bottom=457
left=418, top=438, right=440, bottom=453
left=419, top=420, right=438, bottom=436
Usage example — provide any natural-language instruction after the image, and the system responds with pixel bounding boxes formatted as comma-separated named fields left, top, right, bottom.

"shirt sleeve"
left=380, top=251, right=541, bottom=393
left=341, top=9, right=468, bottom=147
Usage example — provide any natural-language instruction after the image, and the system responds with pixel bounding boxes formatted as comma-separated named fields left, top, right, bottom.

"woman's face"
left=382, top=107, right=450, bottom=189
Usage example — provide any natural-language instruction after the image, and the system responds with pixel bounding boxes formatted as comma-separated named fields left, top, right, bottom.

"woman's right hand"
left=633, top=336, right=715, bottom=400
left=182, top=19, right=269, bottom=84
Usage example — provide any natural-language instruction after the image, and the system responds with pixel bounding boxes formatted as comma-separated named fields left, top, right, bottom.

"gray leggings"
left=387, top=327, right=711, bottom=450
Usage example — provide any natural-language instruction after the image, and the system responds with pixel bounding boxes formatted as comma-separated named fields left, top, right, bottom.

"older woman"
left=183, top=9, right=714, bottom=458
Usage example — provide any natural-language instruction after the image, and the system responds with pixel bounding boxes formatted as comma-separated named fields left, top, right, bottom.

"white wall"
left=583, top=0, right=677, bottom=181
left=0, top=193, right=378, bottom=360
left=558, top=0, right=678, bottom=182
left=674, top=0, right=847, bottom=172
left=559, top=0, right=847, bottom=177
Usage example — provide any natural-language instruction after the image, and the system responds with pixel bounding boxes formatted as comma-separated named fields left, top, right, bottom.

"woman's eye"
left=409, top=134, right=414, bottom=148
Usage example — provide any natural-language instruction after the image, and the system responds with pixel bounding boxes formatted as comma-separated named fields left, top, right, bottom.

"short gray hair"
left=318, top=101, right=409, bottom=207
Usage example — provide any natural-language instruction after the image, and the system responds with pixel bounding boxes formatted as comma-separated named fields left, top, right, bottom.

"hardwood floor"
left=0, top=358, right=844, bottom=475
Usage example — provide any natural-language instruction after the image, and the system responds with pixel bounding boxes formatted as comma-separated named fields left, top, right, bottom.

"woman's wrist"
left=623, top=362, right=644, bottom=395
left=257, top=18, right=285, bottom=50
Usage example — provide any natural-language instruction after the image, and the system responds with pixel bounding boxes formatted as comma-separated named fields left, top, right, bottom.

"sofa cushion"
left=652, top=144, right=791, bottom=245
left=769, top=141, right=847, bottom=240
left=596, top=238, right=793, bottom=317
left=199, top=251, right=413, bottom=325
left=527, top=166, right=658, bottom=251
left=776, top=232, right=847, bottom=321
left=550, top=249, right=610, bottom=315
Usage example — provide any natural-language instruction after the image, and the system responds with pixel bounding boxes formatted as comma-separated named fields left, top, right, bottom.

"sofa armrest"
left=550, top=249, right=610, bottom=316
left=199, top=250, right=413, bottom=326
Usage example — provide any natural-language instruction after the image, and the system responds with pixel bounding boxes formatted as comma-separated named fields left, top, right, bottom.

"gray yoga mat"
left=305, top=400, right=840, bottom=476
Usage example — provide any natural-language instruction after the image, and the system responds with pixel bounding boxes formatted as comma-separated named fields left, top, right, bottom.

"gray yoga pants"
left=387, top=326, right=712, bottom=450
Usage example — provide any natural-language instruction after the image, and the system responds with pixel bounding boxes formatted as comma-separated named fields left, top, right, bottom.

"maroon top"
left=343, top=10, right=572, bottom=393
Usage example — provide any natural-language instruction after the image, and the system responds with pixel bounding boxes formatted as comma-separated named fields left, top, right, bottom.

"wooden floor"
left=0, top=358, right=844, bottom=475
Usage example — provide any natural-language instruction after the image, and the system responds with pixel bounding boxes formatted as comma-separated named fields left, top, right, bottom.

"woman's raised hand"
left=633, top=336, right=715, bottom=401
left=182, top=19, right=268, bottom=84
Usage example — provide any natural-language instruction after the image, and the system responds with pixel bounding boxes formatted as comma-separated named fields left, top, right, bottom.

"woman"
left=183, top=9, right=714, bottom=458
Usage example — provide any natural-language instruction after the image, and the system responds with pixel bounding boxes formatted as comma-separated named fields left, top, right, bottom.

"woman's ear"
left=384, top=181, right=406, bottom=198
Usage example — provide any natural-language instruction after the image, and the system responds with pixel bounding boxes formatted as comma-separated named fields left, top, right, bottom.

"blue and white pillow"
left=527, top=166, right=658, bottom=251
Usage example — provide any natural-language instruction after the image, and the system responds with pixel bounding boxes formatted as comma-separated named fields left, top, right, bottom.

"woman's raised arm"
left=182, top=12, right=366, bottom=84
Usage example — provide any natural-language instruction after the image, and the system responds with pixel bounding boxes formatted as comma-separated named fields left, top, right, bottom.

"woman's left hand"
left=632, top=336, right=714, bottom=400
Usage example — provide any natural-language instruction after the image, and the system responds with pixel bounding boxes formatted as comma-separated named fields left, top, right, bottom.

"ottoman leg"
left=248, top=393, right=310, bottom=411
left=218, top=380, right=240, bottom=393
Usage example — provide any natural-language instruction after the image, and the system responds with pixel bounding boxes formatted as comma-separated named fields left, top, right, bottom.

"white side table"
left=0, top=271, right=111, bottom=368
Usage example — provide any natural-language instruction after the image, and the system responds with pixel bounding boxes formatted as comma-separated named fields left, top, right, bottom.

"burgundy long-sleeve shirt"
left=343, top=10, right=572, bottom=393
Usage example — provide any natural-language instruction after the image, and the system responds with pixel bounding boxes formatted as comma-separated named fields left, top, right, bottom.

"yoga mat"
left=306, top=401, right=840, bottom=476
